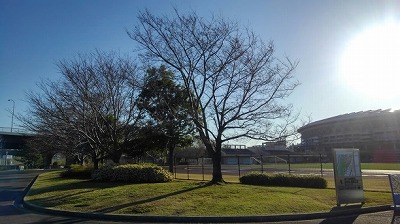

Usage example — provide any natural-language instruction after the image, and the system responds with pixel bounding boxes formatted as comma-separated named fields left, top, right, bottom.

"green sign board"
left=333, top=148, right=364, bottom=206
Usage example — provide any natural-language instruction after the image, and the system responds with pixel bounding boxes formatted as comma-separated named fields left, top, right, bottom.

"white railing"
left=273, top=156, right=288, bottom=164
left=0, top=127, right=30, bottom=134
left=250, top=157, right=262, bottom=164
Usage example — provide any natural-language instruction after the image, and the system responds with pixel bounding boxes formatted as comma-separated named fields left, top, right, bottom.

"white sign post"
left=333, top=148, right=364, bottom=206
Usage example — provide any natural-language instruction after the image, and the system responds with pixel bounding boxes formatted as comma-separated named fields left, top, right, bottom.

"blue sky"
left=1, top=0, right=400, bottom=139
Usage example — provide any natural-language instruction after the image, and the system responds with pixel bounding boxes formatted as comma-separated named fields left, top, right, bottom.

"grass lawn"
left=25, top=171, right=393, bottom=216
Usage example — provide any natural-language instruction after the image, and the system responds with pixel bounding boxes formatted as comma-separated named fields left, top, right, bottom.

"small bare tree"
left=129, top=10, right=300, bottom=183
left=22, top=51, right=144, bottom=169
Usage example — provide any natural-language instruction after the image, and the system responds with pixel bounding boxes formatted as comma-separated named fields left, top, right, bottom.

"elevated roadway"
left=0, top=128, right=34, bottom=166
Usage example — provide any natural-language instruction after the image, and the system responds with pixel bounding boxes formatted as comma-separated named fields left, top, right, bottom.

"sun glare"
left=340, top=21, right=400, bottom=100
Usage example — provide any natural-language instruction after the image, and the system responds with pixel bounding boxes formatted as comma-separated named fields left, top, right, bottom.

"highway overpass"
left=0, top=127, right=33, bottom=166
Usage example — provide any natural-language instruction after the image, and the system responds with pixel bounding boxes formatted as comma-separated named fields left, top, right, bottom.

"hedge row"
left=91, top=164, right=174, bottom=183
left=60, top=164, right=93, bottom=179
left=60, top=163, right=173, bottom=184
left=239, top=172, right=327, bottom=189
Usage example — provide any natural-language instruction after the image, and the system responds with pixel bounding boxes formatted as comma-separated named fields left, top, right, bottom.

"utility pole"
left=7, top=99, right=15, bottom=132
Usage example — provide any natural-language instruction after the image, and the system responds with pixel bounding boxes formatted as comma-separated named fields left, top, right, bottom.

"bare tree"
left=129, top=10, right=300, bottom=183
left=22, top=50, right=144, bottom=169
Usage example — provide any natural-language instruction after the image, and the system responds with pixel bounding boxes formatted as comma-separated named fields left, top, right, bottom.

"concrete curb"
left=21, top=175, right=393, bottom=223
left=22, top=202, right=392, bottom=223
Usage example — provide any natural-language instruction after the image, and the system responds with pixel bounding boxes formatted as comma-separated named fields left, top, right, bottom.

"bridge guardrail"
left=0, top=127, right=30, bottom=134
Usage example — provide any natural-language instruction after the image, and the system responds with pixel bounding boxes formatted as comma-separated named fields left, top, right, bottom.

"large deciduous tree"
left=129, top=10, right=299, bottom=183
left=22, top=51, right=144, bottom=169
left=138, top=65, right=195, bottom=172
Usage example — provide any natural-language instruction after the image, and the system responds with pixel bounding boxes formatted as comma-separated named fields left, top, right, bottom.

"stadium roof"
left=298, top=109, right=399, bottom=133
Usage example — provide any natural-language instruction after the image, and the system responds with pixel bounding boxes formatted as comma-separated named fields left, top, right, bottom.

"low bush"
left=92, top=163, right=173, bottom=183
left=60, top=164, right=94, bottom=179
left=239, top=172, right=327, bottom=189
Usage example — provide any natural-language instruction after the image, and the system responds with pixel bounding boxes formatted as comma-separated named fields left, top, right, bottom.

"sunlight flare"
left=340, top=21, right=400, bottom=100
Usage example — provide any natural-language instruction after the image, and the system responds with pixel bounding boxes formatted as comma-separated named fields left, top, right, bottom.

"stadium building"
left=297, top=109, right=400, bottom=162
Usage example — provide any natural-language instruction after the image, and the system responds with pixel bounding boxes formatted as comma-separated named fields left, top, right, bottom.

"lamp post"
left=7, top=99, right=15, bottom=132
left=5, top=151, right=7, bottom=166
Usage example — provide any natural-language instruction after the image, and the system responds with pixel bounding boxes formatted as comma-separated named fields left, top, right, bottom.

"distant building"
left=297, top=109, right=400, bottom=162
left=248, top=140, right=291, bottom=155
left=221, top=144, right=255, bottom=165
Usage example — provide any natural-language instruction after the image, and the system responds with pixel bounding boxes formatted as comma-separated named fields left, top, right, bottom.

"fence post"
left=237, top=156, right=241, bottom=178
left=174, top=157, right=177, bottom=179
left=288, top=154, right=291, bottom=174
left=202, top=157, right=205, bottom=181
left=260, top=155, right=264, bottom=173
left=187, top=162, right=190, bottom=180
left=320, top=153, right=323, bottom=177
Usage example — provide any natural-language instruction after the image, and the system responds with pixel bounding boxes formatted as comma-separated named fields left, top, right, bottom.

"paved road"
left=293, top=211, right=396, bottom=224
left=0, top=169, right=128, bottom=224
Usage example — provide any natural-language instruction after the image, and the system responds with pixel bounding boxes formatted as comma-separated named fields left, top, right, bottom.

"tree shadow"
left=94, top=182, right=211, bottom=213
left=0, top=189, right=22, bottom=202
left=26, top=189, right=96, bottom=207
left=28, top=179, right=123, bottom=196
left=26, top=178, right=143, bottom=208
left=291, top=189, right=306, bottom=194
left=319, top=204, right=362, bottom=224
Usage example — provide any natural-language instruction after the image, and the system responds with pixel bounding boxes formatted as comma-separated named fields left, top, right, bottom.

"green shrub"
left=90, top=165, right=113, bottom=181
left=239, top=172, right=327, bottom=189
left=92, top=163, right=173, bottom=183
left=60, top=164, right=94, bottom=179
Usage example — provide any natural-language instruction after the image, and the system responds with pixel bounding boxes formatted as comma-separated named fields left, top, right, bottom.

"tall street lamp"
left=5, top=151, right=7, bottom=166
left=8, top=99, right=15, bottom=132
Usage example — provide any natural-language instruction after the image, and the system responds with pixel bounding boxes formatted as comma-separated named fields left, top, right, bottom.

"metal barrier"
left=388, top=174, right=400, bottom=210
left=173, top=155, right=400, bottom=182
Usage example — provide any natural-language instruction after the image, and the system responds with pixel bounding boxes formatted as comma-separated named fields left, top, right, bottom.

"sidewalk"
left=294, top=210, right=397, bottom=224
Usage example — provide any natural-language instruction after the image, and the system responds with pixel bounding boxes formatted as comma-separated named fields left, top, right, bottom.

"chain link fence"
left=172, top=154, right=400, bottom=183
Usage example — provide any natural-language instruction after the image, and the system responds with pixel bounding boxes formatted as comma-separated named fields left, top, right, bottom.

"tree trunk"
left=65, top=155, right=75, bottom=167
left=167, top=143, right=175, bottom=173
left=92, top=158, right=99, bottom=170
left=111, top=151, right=122, bottom=164
left=43, top=152, right=53, bottom=169
left=211, top=142, right=224, bottom=184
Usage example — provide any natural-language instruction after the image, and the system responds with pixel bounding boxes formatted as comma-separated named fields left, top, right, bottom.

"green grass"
left=25, top=171, right=393, bottom=216
left=361, top=163, right=400, bottom=170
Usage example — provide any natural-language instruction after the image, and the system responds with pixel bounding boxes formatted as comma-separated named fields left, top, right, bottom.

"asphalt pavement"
left=0, top=169, right=399, bottom=224
left=0, top=169, right=128, bottom=224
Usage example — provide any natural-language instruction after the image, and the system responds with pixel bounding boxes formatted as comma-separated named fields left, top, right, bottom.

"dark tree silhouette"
left=138, top=65, right=195, bottom=172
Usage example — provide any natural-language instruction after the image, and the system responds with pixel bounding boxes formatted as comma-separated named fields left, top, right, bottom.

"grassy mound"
left=25, top=171, right=391, bottom=216
left=60, top=164, right=94, bottom=179
left=240, top=172, right=327, bottom=189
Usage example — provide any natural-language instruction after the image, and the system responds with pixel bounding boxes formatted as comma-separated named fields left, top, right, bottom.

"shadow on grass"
left=27, top=189, right=97, bottom=207
left=94, top=182, right=211, bottom=213
left=28, top=179, right=124, bottom=196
